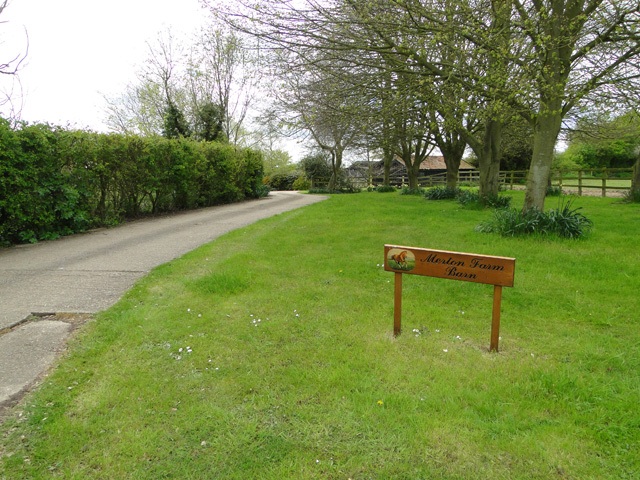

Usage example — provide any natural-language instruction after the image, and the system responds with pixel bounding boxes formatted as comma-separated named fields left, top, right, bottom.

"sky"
left=0, top=0, right=209, bottom=129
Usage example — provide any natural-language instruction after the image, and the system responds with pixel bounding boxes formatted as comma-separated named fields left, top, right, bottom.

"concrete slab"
left=0, top=320, right=72, bottom=406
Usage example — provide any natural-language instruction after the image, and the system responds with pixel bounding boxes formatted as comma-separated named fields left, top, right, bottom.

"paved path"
left=0, top=191, right=326, bottom=414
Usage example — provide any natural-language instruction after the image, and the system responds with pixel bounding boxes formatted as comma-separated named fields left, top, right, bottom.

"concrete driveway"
left=0, top=191, right=327, bottom=414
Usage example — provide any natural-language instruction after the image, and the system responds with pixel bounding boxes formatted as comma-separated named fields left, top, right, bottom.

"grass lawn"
left=1, top=192, right=638, bottom=479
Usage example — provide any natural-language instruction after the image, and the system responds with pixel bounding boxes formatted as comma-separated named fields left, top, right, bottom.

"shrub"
left=546, top=185, right=564, bottom=197
left=0, top=121, right=265, bottom=245
left=476, top=198, right=593, bottom=238
left=376, top=185, right=397, bottom=193
left=424, top=186, right=461, bottom=200
left=622, top=188, right=640, bottom=203
left=267, top=171, right=302, bottom=190
left=400, top=187, right=425, bottom=196
left=292, top=176, right=311, bottom=191
left=456, top=190, right=512, bottom=209
left=255, top=185, right=271, bottom=198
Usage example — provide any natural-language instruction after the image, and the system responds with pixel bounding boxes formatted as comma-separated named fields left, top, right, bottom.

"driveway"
left=0, top=191, right=327, bottom=413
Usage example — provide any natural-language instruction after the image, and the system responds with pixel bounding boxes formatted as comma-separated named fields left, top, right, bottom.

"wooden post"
left=394, top=272, right=402, bottom=337
left=490, top=285, right=502, bottom=352
left=602, top=168, right=608, bottom=197
left=578, top=170, right=583, bottom=196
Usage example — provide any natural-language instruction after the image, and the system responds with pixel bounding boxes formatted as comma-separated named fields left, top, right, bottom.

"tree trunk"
left=523, top=105, right=563, bottom=212
left=327, top=148, right=343, bottom=192
left=399, top=144, right=420, bottom=190
left=478, top=119, right=502, bottom=200
left=436, top=122, right=467, bottom=190
left=408, top=161, right=421, bottom=190
left=441, top=140, right=465, bottom=190
left=631, top=152, right=640, bottom=198
left=382, top=145, right=393, bottom=186
left=445, top=160, right=460, bottom=189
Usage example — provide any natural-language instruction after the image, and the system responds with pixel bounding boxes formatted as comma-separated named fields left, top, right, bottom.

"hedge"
left=0, top=120, right=265, bottom=245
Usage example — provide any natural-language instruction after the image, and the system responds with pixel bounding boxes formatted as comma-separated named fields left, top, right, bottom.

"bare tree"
left=0, top=0, right=28, bottom=121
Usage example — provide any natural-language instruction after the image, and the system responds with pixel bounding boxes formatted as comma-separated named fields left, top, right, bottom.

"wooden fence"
left=329, top=167, right=632, bottom=197
left=502, top=168, right=632, bottom=197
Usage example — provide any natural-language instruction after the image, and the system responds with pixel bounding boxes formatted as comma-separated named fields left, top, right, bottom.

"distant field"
left=1, top=192, right=638, bottom=479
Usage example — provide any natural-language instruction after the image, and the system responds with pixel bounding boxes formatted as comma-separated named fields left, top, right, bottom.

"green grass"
left=1, top=192, right=639, bottom=479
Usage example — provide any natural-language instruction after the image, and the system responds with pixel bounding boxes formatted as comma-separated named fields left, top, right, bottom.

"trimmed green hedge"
left=0, top=120, right=264, bottom=245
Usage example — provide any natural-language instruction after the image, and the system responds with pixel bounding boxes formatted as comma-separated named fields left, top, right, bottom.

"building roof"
left=394, top=156, right=475, bottom=170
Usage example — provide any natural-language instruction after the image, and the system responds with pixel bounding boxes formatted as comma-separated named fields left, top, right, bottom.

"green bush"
left=376, top=185, right=397, bottom=193
left=254, top=185, right=271, bottom=198
left=424, top=186, right=461, bottom=200
left=456, top=189, right=512, bottom=209
left=292, top=176, right=311, bottom=190
left=546, top=185, right=564, bottom=197
left=267, top=171, right=302, bottom=190
left=622, top=188, right=640, bottom=203
left=476, top=198, right=593, bottom=238
left=0, top=120, right=265, bottom=245
left=400, top=187, right=425, bottom=196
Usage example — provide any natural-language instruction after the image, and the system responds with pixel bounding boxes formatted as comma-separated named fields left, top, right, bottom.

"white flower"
left=188, top=309, right=191, bottom=312
left=443, top=349, right=448, bottom=353
left=178, top=348, right=183, bottom=353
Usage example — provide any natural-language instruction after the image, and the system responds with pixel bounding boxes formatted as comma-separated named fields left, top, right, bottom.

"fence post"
left=558, top=170, right=563, bottom=188
left=602, top=168, right=607, bottom=197
left=510, top=171, right=515, bottom=190
left=578, top=170, right=582, bottom=196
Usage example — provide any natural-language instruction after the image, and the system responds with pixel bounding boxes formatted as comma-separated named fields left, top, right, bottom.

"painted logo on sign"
left=387, top=248, right=416, bottom=272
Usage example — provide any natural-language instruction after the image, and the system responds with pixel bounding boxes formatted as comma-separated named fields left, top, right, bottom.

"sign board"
left=384, top=245, right=515, bottom=287
left=384, top=244, right=516, bottom=352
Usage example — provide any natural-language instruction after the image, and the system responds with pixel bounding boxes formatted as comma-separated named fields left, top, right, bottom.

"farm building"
left=346, top=156, right=476, bottom=179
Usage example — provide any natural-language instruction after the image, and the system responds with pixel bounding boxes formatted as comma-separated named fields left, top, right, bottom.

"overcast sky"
left=1, top=0, right=208, bottom=130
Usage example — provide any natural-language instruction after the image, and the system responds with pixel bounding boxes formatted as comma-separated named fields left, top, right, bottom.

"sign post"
left=385, top=245, right=515, bottom=352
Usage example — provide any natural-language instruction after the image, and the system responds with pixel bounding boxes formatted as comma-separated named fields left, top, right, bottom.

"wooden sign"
left=385, top=245, right=516, bottom=351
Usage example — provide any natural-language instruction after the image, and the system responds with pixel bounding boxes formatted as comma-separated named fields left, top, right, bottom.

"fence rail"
left=327, top=167, right=632, bottom=197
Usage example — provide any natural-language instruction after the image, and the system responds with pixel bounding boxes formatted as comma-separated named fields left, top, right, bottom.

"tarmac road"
left=0, top=191, right=327, bottom=414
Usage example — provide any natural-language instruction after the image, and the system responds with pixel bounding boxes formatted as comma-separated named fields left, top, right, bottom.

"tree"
left=104, top=27, right=260, bottom=145
left=187, top=26, right=261, bottom=144
left=562, top=112, right=640, bottom=168
left=162, top=101, right=191, bottom=139
left=499, top=116, right=534, bottom=171
left=104, top=29, right=189, bottom=137
left=193, top=101, right=225, bottom=142
left=0, top=0, right=28, bottom=121
left=212, top=0, right=640, bottom=210
left=299, top=151, right=332, bottom=187
left=265, top=48, right=364, bottom=191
